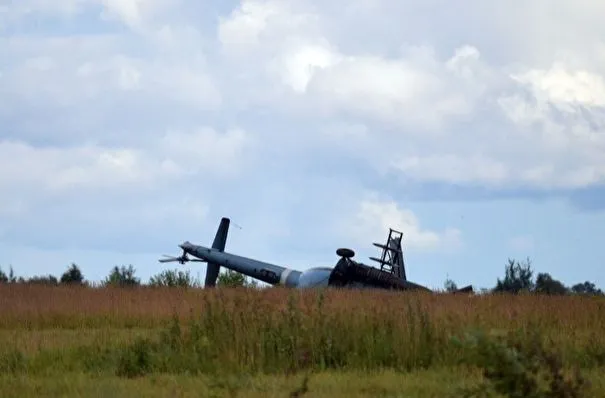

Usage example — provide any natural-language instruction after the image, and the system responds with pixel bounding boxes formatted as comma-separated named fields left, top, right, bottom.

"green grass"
left=0, top=369, right=483, bottom=398
left=1, top=369, right=604, bottom=397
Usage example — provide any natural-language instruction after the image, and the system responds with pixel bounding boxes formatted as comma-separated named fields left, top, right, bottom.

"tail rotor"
left=157, top=217, right=231, bottom=288
left=159, top=250, right=205, bottom=264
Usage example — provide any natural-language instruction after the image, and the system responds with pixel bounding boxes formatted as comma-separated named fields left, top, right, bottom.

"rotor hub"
left=336, top=248, right=355, bottom=258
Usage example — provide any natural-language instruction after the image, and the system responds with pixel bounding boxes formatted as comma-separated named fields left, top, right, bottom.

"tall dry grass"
left=1, top=284, right=603, bottom=329
left=0, top=284, right=604, bottom=376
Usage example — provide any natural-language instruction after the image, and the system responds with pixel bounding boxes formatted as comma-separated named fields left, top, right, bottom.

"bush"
left=60, top=263, right=85, bottom=285
left=149, top=269, right=200, bottom=288
left=116, top=337, right=154, bottom=378
left=103, top=265, right=140, bottom=287
left=454, top=328, right=589, bottom=397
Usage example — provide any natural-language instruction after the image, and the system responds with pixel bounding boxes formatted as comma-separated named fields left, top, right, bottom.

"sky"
left=1, top=0, right=604, bottom=291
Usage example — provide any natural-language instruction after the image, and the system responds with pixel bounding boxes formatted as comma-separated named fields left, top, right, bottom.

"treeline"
left=0, top=263, right=257, bottom=288
left=1, top=258, right=602, bottom=295
left=444, top=258, right=603, bottom=296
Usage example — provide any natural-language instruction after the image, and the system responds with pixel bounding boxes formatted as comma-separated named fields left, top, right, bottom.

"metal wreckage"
left=160, top=217, right=473, bottom=293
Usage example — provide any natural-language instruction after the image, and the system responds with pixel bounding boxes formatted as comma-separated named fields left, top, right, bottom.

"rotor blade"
left=159, top=258, right=181, bottom=263
left=159, top=253, right=189, bottom=263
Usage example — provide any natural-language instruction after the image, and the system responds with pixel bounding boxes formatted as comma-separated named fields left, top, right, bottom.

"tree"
left=217, top=269, right=246, bottom=287
left=444, top=278, right=458, bottom=292
left=26, top=275, right=59, bottom=285
left=149, top=269, right=200, bottom=287
left=216, top=270, right=260, bottom=288
left=494, top=258, right=534, bottom=294
left=60, top=263, right=85, bottom=285
left=571, top=281, right=603, bottom=296
left=534, top=273, right=568, bottom=295
left=103, top=265, right=140, bottom=287
left=0, top=266, right=17, bottom=283
left=9, top=267, right=17, bottom=283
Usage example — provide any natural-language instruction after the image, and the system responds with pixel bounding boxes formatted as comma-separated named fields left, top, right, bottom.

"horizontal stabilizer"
left=369, top=256, right=391, bottom=265
left=453, top=285, right=474, bottom=294
left=372, top=242, right=403, bottom=253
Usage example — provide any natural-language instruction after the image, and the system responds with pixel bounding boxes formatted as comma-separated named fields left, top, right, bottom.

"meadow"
left=1, top=284, right=604, bottom=397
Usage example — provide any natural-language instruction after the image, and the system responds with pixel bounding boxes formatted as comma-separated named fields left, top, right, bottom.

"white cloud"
left=156, top=127, right=252, bottom=177
left=511, top=64, right=605, bottom=110
left=2, top=0, right=605, bottom=264
left=0, top=0, right=91, bottom=21
left=218, top=0, right=286, bottom=48
left=0, top=126, right=251, bottom=203
left=99, top=0, right=181, bottom=31
left=1, top=42, right=220, bottom=111
left=211, top=0, right=605, bottom=191
left=100, top=0, right=147, bottom=28
left=305, top=49, right=475, bottom=129
left=218, top=0, right=319, bottom=52
left=391, top=154, right=509, bottom=186
left=345, top=195, right=462, bottom=252
left=219, top=3, right=487, bottom=129
left=276, top=43, right=341, bottom=93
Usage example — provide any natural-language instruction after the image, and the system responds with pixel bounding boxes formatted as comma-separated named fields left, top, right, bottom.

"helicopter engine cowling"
left=296, top=267, right=333, bottom=288
left=327, top=248, right=432, bottom=291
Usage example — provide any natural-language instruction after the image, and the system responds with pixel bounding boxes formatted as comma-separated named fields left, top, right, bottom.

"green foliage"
left=1, top=264, right=85, bottom=286
left=0, top=266, right=18, bottom=283
left=0, top=349, right=27, bottom=374
left=116, top=337, right=153, bottom=378
left=494, top=258, right=534, bottom=294
left=289, top=374, right=311, bottom=397
left=217, top=269, right=246, bottom=287
left=148, top=269, right=200, bottom=288
left=103, top=265, right=140, bottom=287
left=10, top=268, right=19, bottom=283
left=444, top=278, right=458, bottom=292
left=25, top=275, right=59, bottom=285
left=534, top=273, right=568, bottom=296
left=454, top=328, right=589, bottom=397
left=492, top=258, right=603, bottom=297
left=570, top=282, right=603, bottom=296
left=60, top=263, right=85, bottom=285
left=214, top=269, right=261, bottom=288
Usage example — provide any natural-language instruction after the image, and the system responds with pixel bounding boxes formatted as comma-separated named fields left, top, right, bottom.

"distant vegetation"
left=0, top=263, right=259, bottom=289
left=0, top=257, right=602, bottom=296
left=443, top=257, right=602, bottom=296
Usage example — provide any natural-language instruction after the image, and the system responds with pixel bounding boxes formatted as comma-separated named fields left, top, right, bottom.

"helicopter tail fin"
left=204, top=217, right=230, bottom=287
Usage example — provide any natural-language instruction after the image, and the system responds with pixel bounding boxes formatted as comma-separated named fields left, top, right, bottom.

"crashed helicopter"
left=159, top=217, right=473, bottom=293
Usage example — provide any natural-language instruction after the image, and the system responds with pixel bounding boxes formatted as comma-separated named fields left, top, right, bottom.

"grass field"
left=1, top=284, right=604, bottom=397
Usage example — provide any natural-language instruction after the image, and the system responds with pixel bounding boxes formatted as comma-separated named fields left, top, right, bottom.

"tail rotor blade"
left=159, top=255, right=182, bottom=263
